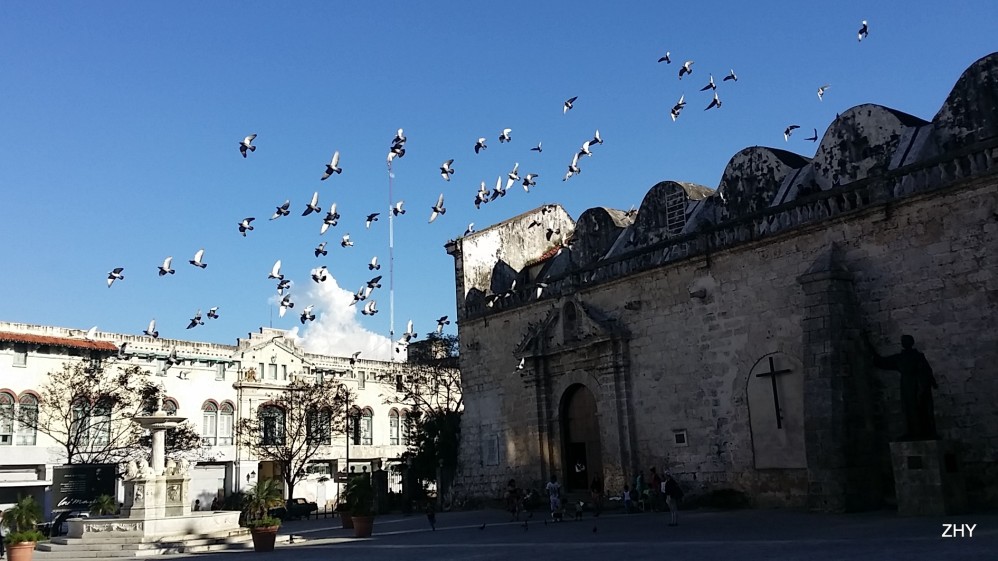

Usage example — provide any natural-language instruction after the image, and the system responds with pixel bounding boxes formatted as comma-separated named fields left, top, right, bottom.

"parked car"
left=269, top=498, right=318, bottom=520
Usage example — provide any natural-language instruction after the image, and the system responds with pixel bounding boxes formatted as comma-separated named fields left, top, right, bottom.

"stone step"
left=47, top=528, right=249, bottom=546
left=33, top=532, right=283, bottom=558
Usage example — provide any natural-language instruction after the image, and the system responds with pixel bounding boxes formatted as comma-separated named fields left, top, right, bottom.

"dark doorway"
left=560, top=384, right=602, bottom=491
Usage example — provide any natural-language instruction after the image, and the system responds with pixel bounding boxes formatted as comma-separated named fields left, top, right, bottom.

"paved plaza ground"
left=33, top=505, right=994, bottom=561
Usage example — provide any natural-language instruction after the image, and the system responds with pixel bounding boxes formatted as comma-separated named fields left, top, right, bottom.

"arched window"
left=202, top=401, right=218, bottom=445
left=259, top=405, right=285, bottom=446
left=361, top=408, right=373, bottom=446
left=16, top=394, right=38, bottom=446
left=162, top=398, right=179, bottom=415
left=0, top=392, right=14, bottom=445
left=389, top=409, right=400, bottom=446
left=400, top=410, right=411, bottom=447
left=307, top=407, right=332, bottom=445
left=349, top=407, right=362, bottom=446
left=218, top=402, right=234, bottom=446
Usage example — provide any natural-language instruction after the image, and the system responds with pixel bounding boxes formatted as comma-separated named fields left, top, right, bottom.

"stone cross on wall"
left=755, top=356, right=793, bottom=429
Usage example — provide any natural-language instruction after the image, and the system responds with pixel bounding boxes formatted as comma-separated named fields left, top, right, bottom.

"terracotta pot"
left=340, top=512, right=354, bottom=529
left=351, top=515, right=374, bottom=538
left=250, top=526, right=280, bottom=552
left=7, top=541, right=37, bottom=561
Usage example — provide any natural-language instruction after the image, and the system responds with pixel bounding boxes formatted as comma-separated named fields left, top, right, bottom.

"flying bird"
left=474, top=182, right=490, bottom=209
left=429, top=193, right=446, bottom=223
left=578, top=140, right=594, bottom=158
left=107, top=267, right=125, bottom=287
left=186, top=309, right=204, bottom=329
left=590, top=129, right=603, bottom=146
left=189, top=248, right=207, bottom=269
left=365, top=213, right=380, bottom=229
left=804, top=128, right=818, bottom=142
left=321, top=151, right=342, bottom=180
left=279, top=294, right=294, bottom=317
left=516, top=357, right=525, bottom=371
left=311, top=266, right=328, bottom=283
left=679, top=60, right=694, bottom=79
left=402, top=319, right=417, bottom=342
left=723, top=69, right=737, bottom=82
left=207, top=307, right=219, bottom=320
left=784, top=125, right=800, bottom=141
left=276, top=279, right=291, bottom=295
left=268, top=260, right=283, bottom=280
left=489, top=175, right=506, bottom=201
left=143, top=319, right=158, bottom=338
left=463, top=223, right=475, bottom=236
left=704, top=91, right=722, bottom=111
left=670, top=94, right=686, bottom=121
left=522, top=173, right=538, bottom=192
left=239, top=134, right=257, bottom=158
left=320, top=204, right=340, bottom=235
left=546, top=227, right=561, bottom=241
left=535, top=282, right=548, bottom=299
left=499, top=128, right=512, bottom=143
left=367, top=275, right=383, bottom=289
left=393, top=128, right=406, bottom=146
left=302, top=192, right=321, bottom=216
left=858, top=20, right=869, bottom=41
left=300, top=305, right=316, bottom=324
left=361, top=300, right=378, bottom=316
left=368, top=256, right=381, bottom=270
left=440, top=159, right=455, bottom=181
left=474, top=137, right=487, bottom=154
left=158, top=257, right=175, bottom=276
left=349, top=351, right=361, bottom=365
left=271, top=200, right=291, bottom=220
left=658, top=51, right=671, bottom=64
left=563, top=153, right=581, bottom=181
left=563, top=96, right=578, bottom=114
left=699, top=74, right=716, bottom=91
left=817, top=84, right=830, bottom=101
left=341, top=234, right=353, bottom=248
left=436, top=316, right=450, bottom=333
left=505, top=162, right=520, bottom=190
left=238, top=217, right=255, bottom=236
left=349, top=285, right=366, bottom=306
left=315, top=242, right=328, bottom=257
left=531, top=142, right=542, bottom=153
left=392, top=200, right=406, bottom=216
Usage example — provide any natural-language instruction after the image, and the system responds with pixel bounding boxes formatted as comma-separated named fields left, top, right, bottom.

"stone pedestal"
left=889, top=439, right=966, bottom=516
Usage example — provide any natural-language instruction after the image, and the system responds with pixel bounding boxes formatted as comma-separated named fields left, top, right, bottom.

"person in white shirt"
left=544, top=475, right=562, bottom=518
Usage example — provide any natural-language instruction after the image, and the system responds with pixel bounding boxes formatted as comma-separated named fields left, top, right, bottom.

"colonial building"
left=446, top=53, right=998, bottom=510
left=0, top=322, right=445, bottom=513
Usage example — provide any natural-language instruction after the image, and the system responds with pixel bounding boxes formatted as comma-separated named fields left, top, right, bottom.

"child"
left=574, top=499, right=584, bottom=521
left=622, top=484, right=633, bottom=514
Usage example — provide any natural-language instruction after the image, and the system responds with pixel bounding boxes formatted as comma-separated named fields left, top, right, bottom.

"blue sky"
left=1, top=2, right=995, bottom=358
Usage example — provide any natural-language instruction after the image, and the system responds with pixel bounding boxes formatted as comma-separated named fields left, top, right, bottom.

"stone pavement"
left=34, top=507, right=998, bottom=561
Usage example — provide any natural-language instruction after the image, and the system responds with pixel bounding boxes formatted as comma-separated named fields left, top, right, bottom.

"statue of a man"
left=866, top=333, right=939, bottom=440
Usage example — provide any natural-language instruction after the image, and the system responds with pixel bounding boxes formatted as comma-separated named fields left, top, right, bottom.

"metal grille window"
left=260, top=405, right=285, bottom=445
left=0, top=392, right=14, bottom=445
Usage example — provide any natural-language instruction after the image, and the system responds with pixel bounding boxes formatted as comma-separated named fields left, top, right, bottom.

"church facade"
left=446, top=53, right=998, bottom=511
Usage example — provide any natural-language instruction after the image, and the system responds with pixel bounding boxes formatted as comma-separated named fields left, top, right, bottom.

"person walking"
left=545, top=475, right=562, bottom=519
left=425, top=501, right=436, bottom=531
left=0, top=509, right=6, bottom=559
left=663, top=472, right=684, bottom=526
left=589, top=476, right=604, bottom=517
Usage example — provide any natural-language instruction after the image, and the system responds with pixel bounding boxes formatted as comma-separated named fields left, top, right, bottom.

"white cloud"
left=292, top=275, right=393, bottom=360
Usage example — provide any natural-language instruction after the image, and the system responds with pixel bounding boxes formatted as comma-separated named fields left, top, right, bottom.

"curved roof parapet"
left=633, top=181, right=715, bottom=246
left=922, top=52, right=998, bottom=159
left=571, top=207, right=637, bottom=268
left=809, top=103, right=929, bottom=191
left=715, top=146, right=811, bottom=223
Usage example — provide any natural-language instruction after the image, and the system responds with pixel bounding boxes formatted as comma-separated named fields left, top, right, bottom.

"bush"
left=2, top=496, right=44, bottom=544
left=345, top=475, right=375, bottom=517
left=246, top=516, right=282, bottom=529
left=5, top=530, right=46, bottom=545
left=90, top=494, right=117, bottom=516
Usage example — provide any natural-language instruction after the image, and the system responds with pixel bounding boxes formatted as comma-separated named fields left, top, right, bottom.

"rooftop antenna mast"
left=387, top=159, right=396, bottom=353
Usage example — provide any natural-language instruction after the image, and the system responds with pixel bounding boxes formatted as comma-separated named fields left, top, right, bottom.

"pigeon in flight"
left=143, top=319, right=159, bottom=338
left=516, top=357, right=525, bottom=371
left=367, top=275, right=383, bottom=290
left=238, top=217, right=255, bottom=236
left=429, top=193, right=446, bottom=223
left=440, top=159, right=455, bottom=181
left=499, top=128, right=512, bottom=143
left=321, top=151, right=342, bottom=180
left=311, top=266, right=328, bottom=283
left=804, top=128, right=818, bottom=142
left=546, top=227, right=561, bottom=241
left=349, top=285, right=367, bottom=306
left=269, top=260, right=283, bottom=280
left=187, top=309, right=204, bottom=329
left=300, top=305, right=316, bottom=324
left=366, top=213, right=380, bottom=229
left=784, top=125, right=800, bottom=141
left=107, top=267, right=125, bottom=287
left=239, top=134, right=257, bottom=158
left=271, top=200, right=291, bottom=220
left=522, top=173, right=538, bottom=192
left=578, top=140, right=594, bottom=158
left=531, top=142, right=542, bottom=153
left=315, top=242, right=328, bottom=257
left=699, top=74, right=716, bottom=91
left=207, top=307, right=220, bottom=320
left=858, top=20, right=869, bottom=41
left=464, top=223, right=475, bottom=236
left=349, top=351, right=362, bottom=365
left=368, top=256, right=381, bottom=270
left=535, top=282, right=548, bottom=299
left=402, top=319, right=417, bottom=342
left=474, top=182, right=490, bottom=209
left=158, top=256, right=175, bottom=276
left=590, top=129, right=603, bottom=146
left=341, top=234, right=353, bottom=248
left=490, top=176, right=507, bottom=201
left=276, top=279, right=291, bottom=295
left=723, top=69, right=738, bottom=82
left=303, top=192, right=321, bottom=216
left=320, top=204, right=340, bottom=234
left=392, top=200, right=406, bottom=216
left=474, top=137, right=487, bottom=154
left=704, top=91, right=722, bottom=111
left=279, top=294, right=294, bottom=317
left=563, top=153, right=582, bottom=181
left=436, top=316, right=450, bottom=334
left=679, top=60, right=694, bottom=79
left=670, top=94, right=686, bottom=122
left=658, top=51, right=671, bottom=64
left=189, top=248, right=207, bottom=269
left=563, top=96, right=578, bottom=114
left=817, top=84, right=830, bottom=101
left=361, top=300, right=378, bottom=316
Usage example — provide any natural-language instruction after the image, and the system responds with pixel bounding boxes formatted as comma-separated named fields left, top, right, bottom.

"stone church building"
left=446, top=53, right=998, bottom=511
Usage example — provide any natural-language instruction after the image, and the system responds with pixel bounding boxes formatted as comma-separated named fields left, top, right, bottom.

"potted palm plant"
left=89, top=494, right=117, bottom=517
left=2, top=496, right=45, bottom=561
left=345, top=475, right=375, bottom=538
left=335, top=501, right=353, bottom=529
left=243, top=479, right=284, bottom=552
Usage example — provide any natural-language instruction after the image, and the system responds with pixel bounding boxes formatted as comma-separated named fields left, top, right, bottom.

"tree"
left=236, top=377, right=350, bottom=500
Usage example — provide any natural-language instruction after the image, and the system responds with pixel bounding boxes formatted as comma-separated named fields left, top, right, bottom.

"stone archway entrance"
left=560, top=384, right=602, bottom=491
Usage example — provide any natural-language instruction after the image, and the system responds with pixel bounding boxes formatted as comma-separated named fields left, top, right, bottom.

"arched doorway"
left=560, top=384, right=602, bottom=491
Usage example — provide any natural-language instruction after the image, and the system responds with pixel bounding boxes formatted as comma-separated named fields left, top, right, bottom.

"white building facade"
left=0, top=322, right=437, bottom=514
